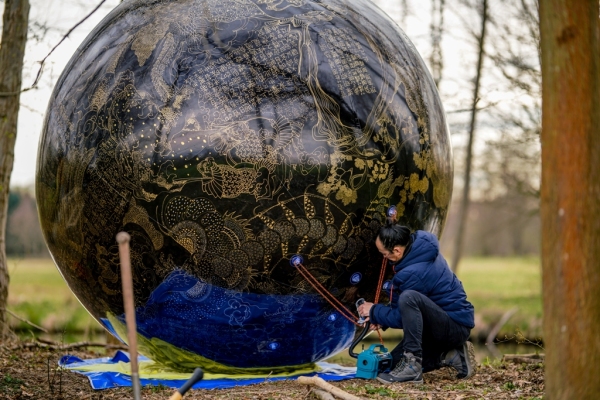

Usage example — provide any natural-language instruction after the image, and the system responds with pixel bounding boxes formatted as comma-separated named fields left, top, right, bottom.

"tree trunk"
left=429, top=0, right=445, bottom=87
left=540, top=0, right=600, bottom=398
left=399, top=0, right=410, bottom=27
left=0, top=0, right=30, bottom=338
left=450, top=0, right=488, bottom=273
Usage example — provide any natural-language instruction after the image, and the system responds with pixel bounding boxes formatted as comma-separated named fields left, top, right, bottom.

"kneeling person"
left=358, top=223, right=476, bottom=384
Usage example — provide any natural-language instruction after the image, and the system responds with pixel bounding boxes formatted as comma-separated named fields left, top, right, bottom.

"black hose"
left=348, top=321, right=371, bottom=359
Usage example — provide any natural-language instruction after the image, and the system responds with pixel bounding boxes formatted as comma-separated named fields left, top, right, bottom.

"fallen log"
left=297, top=376, right=363, bottom=400
left=502, top=353, right=545, bottom=364
left=11, top=340, right=127, bottom=352
left=311, top=388, right=336, bottom=400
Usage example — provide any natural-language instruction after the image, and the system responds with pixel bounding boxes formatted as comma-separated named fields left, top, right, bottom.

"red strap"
left=374, top=256, right=388, bottom=305
left=372, top=256, right=388, bottom=344
left=294, top=257, right=389, bottom=347
left=295, top=263, right=360, bottom=326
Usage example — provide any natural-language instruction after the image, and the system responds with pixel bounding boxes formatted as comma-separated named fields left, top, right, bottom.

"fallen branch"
left=2, top=308, right=48, bottom=333
left=297, top=376, right=363, bottom=400
left=486, top=307, right=519, bottom=358
left=311, top=389, right=336, bottom=400
left=502, top=353, right=545, bottom=364
left=12, top=340, right=127, bottom=352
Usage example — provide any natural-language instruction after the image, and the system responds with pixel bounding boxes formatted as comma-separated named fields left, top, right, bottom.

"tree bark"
left=540, top=0, right=600, bottom=398
left=451, top=0, right=488, bottom=273
left=0, top=0, right=30, bottom=338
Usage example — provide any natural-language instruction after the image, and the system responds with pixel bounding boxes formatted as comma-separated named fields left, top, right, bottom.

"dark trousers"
left=389, top=290, right=471, bottom=372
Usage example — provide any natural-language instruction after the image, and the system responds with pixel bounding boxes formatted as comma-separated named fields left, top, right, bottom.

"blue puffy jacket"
left=370, top=230, right=475, bottom=329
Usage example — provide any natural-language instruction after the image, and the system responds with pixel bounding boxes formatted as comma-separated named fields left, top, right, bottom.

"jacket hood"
left=394, top=231, right=439, bottom=271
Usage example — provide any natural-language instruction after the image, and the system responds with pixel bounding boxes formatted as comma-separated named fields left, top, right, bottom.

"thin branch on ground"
left=486, top=307, right=519, bottom=358
left=11, top=339, right=127, bottom=351
left=2, top=307, right=49, bottom=332
left=503, top=353, right=544, bottom=364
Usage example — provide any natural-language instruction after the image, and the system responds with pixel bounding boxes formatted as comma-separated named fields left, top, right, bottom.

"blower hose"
left=348, top=321, right=371, bottom=358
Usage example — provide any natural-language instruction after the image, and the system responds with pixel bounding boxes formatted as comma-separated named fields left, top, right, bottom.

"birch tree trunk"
left=450, top=0, right=488, bottom=273
left=540, top=0, right=600, bottom=398
left=0, top=0, right=30, bottom=338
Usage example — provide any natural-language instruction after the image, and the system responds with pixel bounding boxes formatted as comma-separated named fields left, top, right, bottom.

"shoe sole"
left=376, top=376, right=424, bottom=385
left=462, top=341, right=477, bottom=379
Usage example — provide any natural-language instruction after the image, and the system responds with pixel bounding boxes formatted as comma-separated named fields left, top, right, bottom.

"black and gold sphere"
left=36, top=0, right=452, bottom=371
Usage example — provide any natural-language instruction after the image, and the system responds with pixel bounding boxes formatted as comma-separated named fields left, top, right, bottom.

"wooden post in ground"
left=116, top=231, right=141, bottom=400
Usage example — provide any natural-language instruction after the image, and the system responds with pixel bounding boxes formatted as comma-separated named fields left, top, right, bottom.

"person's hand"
left=357, top=301, right=374, bottom=320
left=369, top=323, right=381, bottom=331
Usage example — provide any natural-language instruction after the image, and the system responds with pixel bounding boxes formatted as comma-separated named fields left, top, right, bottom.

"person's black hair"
left=377, top=222, right=412, bottom=251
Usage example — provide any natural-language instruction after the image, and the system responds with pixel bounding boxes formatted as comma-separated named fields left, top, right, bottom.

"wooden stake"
left=116, top=231, right=141, bottom=400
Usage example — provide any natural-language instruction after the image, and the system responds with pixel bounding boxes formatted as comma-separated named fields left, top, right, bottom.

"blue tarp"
left=60, top=351, right=357, bottom=390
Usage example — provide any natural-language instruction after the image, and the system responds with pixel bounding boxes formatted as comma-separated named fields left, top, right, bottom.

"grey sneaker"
left=441, top=341, right=477, bottom=379
left=376, top=352, right=423, bottom=384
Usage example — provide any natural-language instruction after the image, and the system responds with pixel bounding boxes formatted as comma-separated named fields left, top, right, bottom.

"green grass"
left=458, top=256, right=541, bottom=316
left=1, top=374, right=24, bottom=397
left=7, top=258, right=99, bottom=336
left=458, top=256, right=543, bottom=340
left=8, top=258, right=73, bottom=302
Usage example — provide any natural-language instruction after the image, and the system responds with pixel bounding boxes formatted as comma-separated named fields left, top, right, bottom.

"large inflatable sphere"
left=36, top=0, right=452, bottom=372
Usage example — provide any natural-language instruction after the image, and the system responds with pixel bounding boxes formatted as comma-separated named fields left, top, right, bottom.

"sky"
left=5, top=0, right=482, bottom=188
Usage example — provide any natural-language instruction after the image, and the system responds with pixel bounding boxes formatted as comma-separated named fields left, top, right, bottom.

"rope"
left=293, top=256, right=391, bottom=346
left=294, top=262, right=360, bottom=326
left=374, top=256, right=388, bottom=306
left=372, top=256, right=389, bottom=344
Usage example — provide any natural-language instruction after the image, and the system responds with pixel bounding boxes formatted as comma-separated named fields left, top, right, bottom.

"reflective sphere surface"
left=37, top=0, right=452, bottom=371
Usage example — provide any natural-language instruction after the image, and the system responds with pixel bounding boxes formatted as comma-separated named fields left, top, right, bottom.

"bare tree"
left=540, top=0, right=600, bottom=398
left=450, top=0, right=489, bottom=273
left=398, top=0, right=411, bottom=28
left=461, top=0, right=542, bottom=254
left=482, top=0, right=541, bottom=200
left=429, top=0, right=445, bottom=87
left=0, top=0, right=30, bottom=338
left=0, top=0, right=110, bottom=337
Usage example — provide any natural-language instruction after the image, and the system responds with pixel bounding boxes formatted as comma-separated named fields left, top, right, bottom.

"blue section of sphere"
left=108, top=270, right=355, bottom=368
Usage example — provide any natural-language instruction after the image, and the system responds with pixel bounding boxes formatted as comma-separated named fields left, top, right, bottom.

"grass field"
left=6, top=258, right=98, bottom=340
left=459, top=256, right=542, bottom=341
left=6, top=256, right=542, bottom=343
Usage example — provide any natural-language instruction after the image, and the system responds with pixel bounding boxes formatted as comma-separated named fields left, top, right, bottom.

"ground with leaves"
left=1, top=339, right=544, bottom=400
